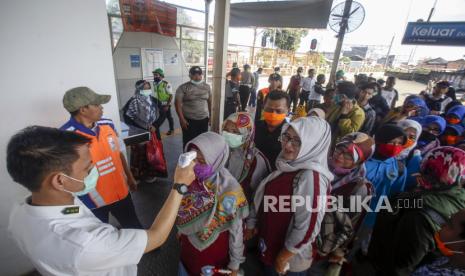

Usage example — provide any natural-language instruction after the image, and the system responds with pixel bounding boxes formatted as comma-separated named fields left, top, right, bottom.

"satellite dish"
left=328, top=1, right=365, bottom=33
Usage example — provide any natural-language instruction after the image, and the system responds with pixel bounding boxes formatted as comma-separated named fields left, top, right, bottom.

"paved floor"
left=27, top=78, right=428, bottom=276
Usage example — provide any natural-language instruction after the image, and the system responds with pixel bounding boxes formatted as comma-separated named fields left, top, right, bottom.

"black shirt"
left=254, top=120, right=284, bottom=170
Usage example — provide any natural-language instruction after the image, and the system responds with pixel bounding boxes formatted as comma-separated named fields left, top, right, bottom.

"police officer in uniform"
left=224, top=67, right=241, bottom=120
left=152, top=68, right=174, bottom=135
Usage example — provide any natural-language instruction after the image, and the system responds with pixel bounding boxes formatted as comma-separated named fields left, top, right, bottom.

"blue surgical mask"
left=62, top=167, right=99, bottom=196
left=222, top=131, right=244, bottom=149
left=140, top=89, right=152, bottom=97
left=333, top=94, right=343, bottom=104
left=191, top=80, right=203, bottom=85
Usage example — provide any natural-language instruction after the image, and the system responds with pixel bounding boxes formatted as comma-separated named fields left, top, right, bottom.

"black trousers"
left=299, top=90, right=310, bottom=107
left=239, top=85, right=251, bottom=111
left=289, top=90, right=299, bottom=113
left=159, top=106, right=174, bottom=131
left=182, top=117, right=209, bottom=149
left=92, top=193, right=143, bottom=229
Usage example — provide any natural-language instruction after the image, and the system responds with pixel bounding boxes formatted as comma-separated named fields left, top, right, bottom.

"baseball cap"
left=189, top=66, right=203, bottom=75
left=63, top=87, right=111, bottom=112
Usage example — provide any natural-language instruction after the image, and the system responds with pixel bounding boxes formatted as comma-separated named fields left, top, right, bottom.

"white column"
left=211, top=0, right=230, bottom=132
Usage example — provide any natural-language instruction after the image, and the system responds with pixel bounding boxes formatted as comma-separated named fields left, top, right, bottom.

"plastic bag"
left=146, top=132, right=168, bottom=177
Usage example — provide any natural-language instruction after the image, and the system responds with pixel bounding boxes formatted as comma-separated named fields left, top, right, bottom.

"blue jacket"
left=364, top=157, right=407, bottom=227
left=404, top=152, right=422, bottom=191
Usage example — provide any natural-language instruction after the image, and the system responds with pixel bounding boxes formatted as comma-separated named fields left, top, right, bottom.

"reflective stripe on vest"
left=75, top=125, right=128, bottom=209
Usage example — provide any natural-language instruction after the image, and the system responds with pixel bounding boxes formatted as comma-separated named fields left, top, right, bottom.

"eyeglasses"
left=279, top=133, right=302, bottom=147
left=333, top=147, right=354, bottom=161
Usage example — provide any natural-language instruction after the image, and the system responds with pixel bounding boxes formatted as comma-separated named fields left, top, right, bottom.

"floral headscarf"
left=177, top=132, right=248, bottom=250
left=223, top=112, right=257, bottom=182
left=418, top=146, right=465, bottom=190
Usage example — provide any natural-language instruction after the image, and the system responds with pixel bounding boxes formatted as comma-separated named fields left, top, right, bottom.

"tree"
left=263, top=28, right=309, bottom=51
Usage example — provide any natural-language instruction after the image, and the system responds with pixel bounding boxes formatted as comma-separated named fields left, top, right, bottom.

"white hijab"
left=254, top=117, right=334, bottom=210
left=397, top=119, right=422, bottom=160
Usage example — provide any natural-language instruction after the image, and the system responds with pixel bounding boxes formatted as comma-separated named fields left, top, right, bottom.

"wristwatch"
left=173, top=183, right=189, bottom=195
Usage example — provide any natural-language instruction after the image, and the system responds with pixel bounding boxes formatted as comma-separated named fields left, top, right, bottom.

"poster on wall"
left=119, top=0, right=177, bottom=37
left=164, top=50, right=180, bottom=66
left=130, top=54, right=141, bottom=68
left=141, top=48, right=164, bottom=79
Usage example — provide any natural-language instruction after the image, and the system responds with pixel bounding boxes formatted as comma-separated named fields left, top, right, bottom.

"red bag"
left=146, top=132, right=168, bottom=177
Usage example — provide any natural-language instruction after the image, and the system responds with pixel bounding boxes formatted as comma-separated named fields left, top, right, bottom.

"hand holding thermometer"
left=178, top=151, right=197, bottom=168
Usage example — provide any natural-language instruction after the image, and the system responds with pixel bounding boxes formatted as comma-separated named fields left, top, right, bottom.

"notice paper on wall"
left=141, top=48, right=164, bottom=80
left=164, top=50, right=180, bottom=66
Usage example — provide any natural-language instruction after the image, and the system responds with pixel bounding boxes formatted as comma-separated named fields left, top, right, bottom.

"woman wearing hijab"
left=307, top=108, right=326, bottom=119
left=367, top=147, right=465, bottom=275
left=445, top=105, right=465, bottom=125
left=359, top=124, right=407, bottom=252
left=380, top=95, right=429, bottom=125
left=440, top=124, right=465, bottom=146
left=313, top=132, right=375, bottom=275
left=123, top=80, right=165, bottom=137
left=397, top=119, right=423, bottom=190
left=414, top=115, right=446, bottom=156
left=222, top=112, right=271, bottom=203
left=250, top=117, right=333, bottom=275
left=176, top=132, right=248, bottom=276
left=123, top=80, right=166, bottom=181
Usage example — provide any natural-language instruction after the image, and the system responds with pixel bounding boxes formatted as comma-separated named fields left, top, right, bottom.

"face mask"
left=194, top=163, right=214, bottom=182
left=140, top=89, right=152, bottom=97
left=418, top=131, right=437, bottom=146
left=61, top=166, right=99, bottom=197
left=376, top=143, right=404, bottom=158
left=403, top=138, right=415, bottom=149
left=447, top=117, right=461, bottom=125
left=222, top=131, right=244, bottom=149
left=442, top=135, right=461, bottom=146
left=434, top=232, right=465, bottom=256
left=154, top=77, right=161, bottom=83
left=191, top=80, right=202, bottom=85
left=263, top=111, right=286, bottom=127
left=329, top=159, right=353, bottom=176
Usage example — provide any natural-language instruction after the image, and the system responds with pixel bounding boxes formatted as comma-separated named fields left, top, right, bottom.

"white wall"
left=0, top=0, right=120, bottom=274
left=113, top=32, right=189, bottom=107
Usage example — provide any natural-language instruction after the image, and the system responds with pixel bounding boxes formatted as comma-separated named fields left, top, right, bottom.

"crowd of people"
left=5, top=64, right=465, bottom=276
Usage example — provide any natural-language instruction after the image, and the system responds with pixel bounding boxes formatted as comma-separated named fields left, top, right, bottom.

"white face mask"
left=191, top=80, right=202, bottom=85
left=61, top=167, right=99, bottom=197
left=140, top=89, right=152, bottom=97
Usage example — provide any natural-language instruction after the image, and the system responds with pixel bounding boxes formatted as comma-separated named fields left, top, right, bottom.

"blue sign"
left=402, top=21, right=465, bottom=46
left=130, top=54, right=141, bottom=68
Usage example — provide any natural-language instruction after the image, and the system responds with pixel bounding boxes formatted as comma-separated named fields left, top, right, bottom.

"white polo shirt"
left=8, top=197, right=147, bottom=276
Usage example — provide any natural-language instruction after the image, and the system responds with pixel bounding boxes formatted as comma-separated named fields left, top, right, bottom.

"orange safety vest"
left=61, top=118, right=128, bottom=209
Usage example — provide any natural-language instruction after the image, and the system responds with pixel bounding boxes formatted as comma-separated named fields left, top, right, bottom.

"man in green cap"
left=60, top=86, right=142, bottom=229
left=152, top=68, right=174, bottom=135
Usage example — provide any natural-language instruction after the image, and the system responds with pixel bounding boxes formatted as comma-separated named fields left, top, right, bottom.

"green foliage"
left=263, top=28, right=309, bottom=51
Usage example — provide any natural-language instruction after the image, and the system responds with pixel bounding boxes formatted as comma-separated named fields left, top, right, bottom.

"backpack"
left=120, top=96, right=134, bottom=125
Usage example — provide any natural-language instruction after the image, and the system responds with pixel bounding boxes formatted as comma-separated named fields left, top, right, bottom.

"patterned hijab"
left=418, top=146, right=465, bottom=191
left=331, top=132, right=375, bottom=191
left=177, top=132, right=248, bottom=250
left=125, top=80, right=158, bottom=128
left=223, top=112, right=257, bottom=182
